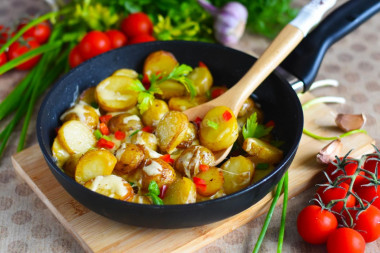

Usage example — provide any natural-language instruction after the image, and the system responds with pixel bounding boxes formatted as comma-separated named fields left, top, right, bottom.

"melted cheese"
left=89, top=175, right=129, bottom=198
left=143, top=161, right=163, bottom=176
left=60, top=101, right=91, bottom=123
left=123, top=115, right=141, bottom=124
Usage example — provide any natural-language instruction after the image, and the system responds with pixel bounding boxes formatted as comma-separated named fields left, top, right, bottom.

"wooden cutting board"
left=11, top=93, right=375, bottom=253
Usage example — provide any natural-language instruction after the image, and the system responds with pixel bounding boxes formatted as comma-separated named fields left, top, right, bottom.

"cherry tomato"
left=325, top=158, right=365, bottom=186
left=316, top=182, right=355, bottom=214
left=78, top=31, right=111, bottom=60
left=327, top=228, right=365, bottom=253
left=19, top=21, right=51, bottom=44
left=354, top=179, right=380, bottom=209
left=0, top=52, right=7, bottom=67
left=121, top=12, right=153, bottom=37
left=0, top=25, right=9, bottom=45
left=297, top=205, right=338, bottom=244
left=363, top=154, right=380, bottom=179
left=345, top=204, right=380, bottom=242
left=7, top=39, right=41, bottom=70
left=105, top=30, right=127, bottom=49
left=128, top=34, right=156, bottom=45
left=68, top=45, right=84, bottom=68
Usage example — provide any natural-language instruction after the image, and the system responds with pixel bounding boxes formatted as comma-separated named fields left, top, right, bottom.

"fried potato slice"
left=96, top=76, right=138, bottom=112
left=242, top=137, right=283, bottom=164
left=52, top=137, right=70, bottom=168
left=163, top=177, right=197, bottom=205
left=143, top=50, right=178, bottom=77
left=221, top=156, right=255, bottom=194
left=75, top=149, right=117, bottom=184
left=58, top=120, right=96, bottom=155
left=112, top=68, right=138, bottom=79
left=84, top=175, right=134, bottom=201
left=194, top=167, right=224, bottom=197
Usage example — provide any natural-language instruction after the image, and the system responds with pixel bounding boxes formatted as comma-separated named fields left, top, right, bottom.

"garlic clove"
left=335, top=113, right=366, bottom=132
left=316, top=139, right=343, bottom=165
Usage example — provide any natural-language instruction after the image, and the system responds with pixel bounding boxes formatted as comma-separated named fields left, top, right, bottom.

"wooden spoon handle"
left=224, top=24, right=304, bottom=114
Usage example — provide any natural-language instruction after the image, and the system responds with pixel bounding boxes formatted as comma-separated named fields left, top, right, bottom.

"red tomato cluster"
left=0, top=21, right=51, bottom=70
left=297, top=152, right=380, bottom=253
left=69, top=12, right=155, bottom=68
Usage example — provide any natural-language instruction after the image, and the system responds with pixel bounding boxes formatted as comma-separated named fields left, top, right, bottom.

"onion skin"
left=198, top=0, right=248, bottom=45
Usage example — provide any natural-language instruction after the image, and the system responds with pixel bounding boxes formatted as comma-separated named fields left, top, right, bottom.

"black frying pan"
left=36, top=0, right=380, bottom=228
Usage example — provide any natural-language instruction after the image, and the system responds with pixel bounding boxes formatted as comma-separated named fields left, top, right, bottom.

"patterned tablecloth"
left=0, top=0, right=379, bottom=252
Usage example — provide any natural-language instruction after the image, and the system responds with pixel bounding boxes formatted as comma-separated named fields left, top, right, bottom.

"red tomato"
left=121, top=12, right=153, bottom=38
left=19, top=21, right=51, bottom=44
left=363, top=154, right=380, bottom=179
left=0, top=25, right=9, bottom=45
left=105, top=30, right=127, bottom=49
left=68, top=45, right=84, bottom=68
left=297, top=205, right=338, bottom=244
left=0, top=52, right=7, bottom=67
left=325, top=158, right=365, bottom=186
left=354, top=179, right=380, bottom=209
left=78, top=31, right=111, bottom=60
left=128, top=34, right=156, bottom=45
left=7, top=39, right=41, bottom=70
left=316, top=182, right=355, bottom=214
left=327, top=228, right=365, bottom=253
left=345, top=205, right=380, bottom=242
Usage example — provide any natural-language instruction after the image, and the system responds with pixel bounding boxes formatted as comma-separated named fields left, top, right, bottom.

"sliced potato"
left=221, top=156, right=255, bottom=194
left=60, top=101, right=99, bottom=129
left=107, top=113, right=142, bottom=133
left=155, top=111, right=189, bottom=154
left=194, top=167, right=224, bottom=197
left=197, top=189, right=225, bottom=202
left=128, top=195, right=151, bottom=204
left=141, top=158, right=176, bottom=191
left=141, top=99, right=169, bottom=127
left=63, top=154, right=82, bottom=178
left=175, top=145, right=215, bottom=178
left=168, top=96, right=208, bottom=112
left=75, top=149, right=117, bottom=184
left=84, top=175, right=134, bottom=201
left=238, top=98, right=255, bottom=117
left=131, top=131, right=158, bottom=151
left=79, top=87, right=97, bottom=106
left=163, top=177, right=197, bottom=205
left=199, top=106, right=239, bottom=152
left=143, top=50, right=178, bottom=77
left=252, top=164, right=275, bottom=183
left=96, top=76, right=138, bottom=112
left=177, top=122, right=197, bottom=149
left=52, top=137, right=70, bottom=168
left=242, top=137, right=283, bottom=164
left=58, top=120, right=96, bottom=155
left=114, top=143, right=145, bottom=174
left=112, top=68, right=138, bottom=79
left=187, top=66, right=213, bottom=95
left=158, top=80, right=186, bottom=99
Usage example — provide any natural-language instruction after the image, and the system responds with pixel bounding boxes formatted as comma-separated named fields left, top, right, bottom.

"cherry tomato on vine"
left=363, top=154, right=380, bottom=179
left=325, top=158, right=365, bottom=186
left=68, top=45, right=84, bottom=68
left=327, top=228, right=365, bottom=253
left=354, top=179, right=380, bottom=209
left=18, top=21, right=51, bottom=44
left=0, top=52, right=7, bottom=67
left=128, top=34, right=156, bottom=45
left=345, top=204, right=380, bottom=242
left=0, top=25, right=9, bottom=45
left=78, top=31, right=111, bottom=60
left=297, top=205, right=338, bottom=244
left=7, top=39, right=41, bottom=70
left=316, top=182, right=355, bottom=214
left=121, top=12, right=153, bottom=37
left=105, top=30, right=127, bottom=49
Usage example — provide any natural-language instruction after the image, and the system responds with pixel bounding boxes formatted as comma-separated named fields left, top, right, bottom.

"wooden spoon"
left=183, top=0, right=337, bottom=165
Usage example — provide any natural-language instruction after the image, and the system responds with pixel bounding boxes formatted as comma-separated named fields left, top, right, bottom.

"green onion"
left=277, top=171, right=288, bottom=253
left=129, top=129, right=140, bottom=137
left=94, top=129, right=102, bottom=140
left=206, top=120, right=219, bottom=129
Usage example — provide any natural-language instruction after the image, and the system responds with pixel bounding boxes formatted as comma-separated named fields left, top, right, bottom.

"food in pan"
left=52, top=50, right=283, bottom=205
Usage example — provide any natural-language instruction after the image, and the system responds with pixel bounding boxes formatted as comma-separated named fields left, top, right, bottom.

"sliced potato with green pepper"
left=84, top=175, right=134, bottom=201
left=199, top=106, right=238, bottom=152
left=75, top=149, right=117, bottom=184
left=187, top=66, right=213, bottom=95
left=143, top=50, right=178, bottom=77
left=58, top=120, right=96, bottom=155
left=221, top=156, right=255, bottom=194
left=163, top=177, right=197, bottom=205
left=243, top=137, right=283, bottom=164
left=96, top=76, right=138, bottom=112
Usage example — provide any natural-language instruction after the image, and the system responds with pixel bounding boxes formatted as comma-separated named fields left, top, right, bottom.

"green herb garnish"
left=94, top=129, right=102, bottom=140
left=128, top=129, right=140, bottom=137
left=146, top=180, right=163, bottom=205
left=206, top=120, right=219, bottom=129
left=242, top=113, right=272, bottom=140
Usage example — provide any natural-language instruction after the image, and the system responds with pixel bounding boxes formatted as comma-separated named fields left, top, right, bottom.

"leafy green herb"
left=161, top=64, right=196, bottom=98
left=146, top=180, right=163, bottom=205
left=206, top=120, right=219, bottom=129
left=242, top=113, right=272, bottom=140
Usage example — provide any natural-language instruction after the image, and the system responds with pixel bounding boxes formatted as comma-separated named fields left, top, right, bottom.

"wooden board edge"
left=11, top=155, right=94, bottom=253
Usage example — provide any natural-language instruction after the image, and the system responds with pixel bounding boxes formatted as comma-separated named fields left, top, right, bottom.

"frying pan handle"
left=280, top=0, right=380, bottom=92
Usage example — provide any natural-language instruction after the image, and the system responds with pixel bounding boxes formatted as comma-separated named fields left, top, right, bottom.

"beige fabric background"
left=0, top=0, right=379, bottom=252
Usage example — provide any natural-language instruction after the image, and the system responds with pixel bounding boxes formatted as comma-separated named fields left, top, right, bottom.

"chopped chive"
left=129, top=129, right=140, bottom=137
left=206, top=120, right=218, bottom=129
left=94, top=129, right=102, bottom=140
left=102, top=135, right=111, bottom=141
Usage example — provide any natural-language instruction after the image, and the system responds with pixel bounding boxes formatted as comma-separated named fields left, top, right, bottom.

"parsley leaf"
left=161, top=64, right=197, bottom=98
left=242, top=113, right=273, bottom=139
